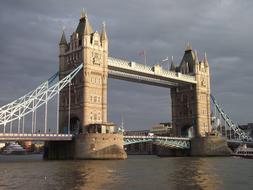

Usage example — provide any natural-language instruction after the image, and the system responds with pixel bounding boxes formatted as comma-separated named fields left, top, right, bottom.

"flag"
left=138, top=50, right=145, bottom=56
left=161, top=57, right=169, bottom=62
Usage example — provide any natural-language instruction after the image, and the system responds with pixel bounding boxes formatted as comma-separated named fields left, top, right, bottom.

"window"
left=98, top=112, right=101, bottom=120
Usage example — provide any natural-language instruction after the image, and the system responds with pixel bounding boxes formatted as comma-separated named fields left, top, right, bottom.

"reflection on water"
left=0, top=155, right=252, bottom=190
left=169, top=158, right=222, bottom=190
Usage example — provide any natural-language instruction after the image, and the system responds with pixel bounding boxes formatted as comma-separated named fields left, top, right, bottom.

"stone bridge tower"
left=58, top=12, right=108, bottom=134
left=49, top=12, right=126, bottom=160
left=171, top=45, right=211, bottom=137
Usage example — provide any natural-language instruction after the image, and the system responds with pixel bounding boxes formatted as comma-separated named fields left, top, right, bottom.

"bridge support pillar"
left=44, top=133, right=127, bottom=160
left=190, top=136, right=232, bottom=156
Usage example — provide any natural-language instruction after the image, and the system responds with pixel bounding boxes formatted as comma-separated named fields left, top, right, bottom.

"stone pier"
left=44, top=133, right=127, bottom=160
left=190, top=136, right=232, bottom=156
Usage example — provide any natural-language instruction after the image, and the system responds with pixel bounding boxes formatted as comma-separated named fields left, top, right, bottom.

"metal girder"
left=0, top=64, right=83, bottom=127
left=124, top=138, right=153, bottom=145
left=124, top=136, right=190, bottom=149
left=154, top=139, right=190, bottom=149
left=211, top=94, right=252, bottom=142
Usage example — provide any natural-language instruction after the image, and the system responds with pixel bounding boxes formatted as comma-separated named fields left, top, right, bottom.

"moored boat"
left=2, top=143, right=26, bottom=155
left=232, top=144, right=253, bottom=159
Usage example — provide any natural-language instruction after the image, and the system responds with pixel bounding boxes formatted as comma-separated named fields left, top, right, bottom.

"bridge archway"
left=70, top=116, right=81, bottom=135
left=181, top=125, right=193, bottom=138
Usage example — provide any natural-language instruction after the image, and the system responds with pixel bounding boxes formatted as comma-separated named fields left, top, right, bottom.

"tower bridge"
left=0, top=11, right=252, bottom=159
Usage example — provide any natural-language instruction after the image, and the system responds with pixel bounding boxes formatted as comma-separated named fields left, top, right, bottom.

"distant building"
left=150, top=122, right=173, bottom=136
left=125, top=122, right=173, bottom=155
left=124, top=130, right=149, bottom=136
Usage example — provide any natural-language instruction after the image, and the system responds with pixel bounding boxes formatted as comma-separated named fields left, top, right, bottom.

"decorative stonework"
left=58, top=14, right=108, bottom=133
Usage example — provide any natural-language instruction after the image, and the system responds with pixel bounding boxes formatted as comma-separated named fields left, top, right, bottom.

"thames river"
left=0, top=155, right=252, bottom=190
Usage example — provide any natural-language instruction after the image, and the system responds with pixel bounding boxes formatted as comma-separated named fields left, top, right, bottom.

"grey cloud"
left=0, top=0, right=253, bottom=130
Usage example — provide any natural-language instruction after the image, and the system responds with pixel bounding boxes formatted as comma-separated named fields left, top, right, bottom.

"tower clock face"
left=92, top=52, right=101, bottom=65
left=201, top=77, right=206, bottom=87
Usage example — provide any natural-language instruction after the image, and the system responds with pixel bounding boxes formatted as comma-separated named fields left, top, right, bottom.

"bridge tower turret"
left=59, top=31, right=68, bottom=72
left=58, top=11, right=109, bottom=133
left=171, top=45, right=211, bottom=137
left=51, top=11, right=126, bottom=160
left=194, top=52, right=211, bottom=136
left=81, top=14, right=108, bottom=128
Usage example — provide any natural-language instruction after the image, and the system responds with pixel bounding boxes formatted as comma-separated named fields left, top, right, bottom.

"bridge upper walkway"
left=108, top=57, right=196, bottom=87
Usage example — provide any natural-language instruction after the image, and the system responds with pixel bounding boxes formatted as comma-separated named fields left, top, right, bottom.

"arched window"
left=90, top=112, right=93, bottom=121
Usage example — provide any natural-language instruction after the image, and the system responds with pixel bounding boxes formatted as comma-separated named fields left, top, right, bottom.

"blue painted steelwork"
left=124, top=136, right=190, bottom=149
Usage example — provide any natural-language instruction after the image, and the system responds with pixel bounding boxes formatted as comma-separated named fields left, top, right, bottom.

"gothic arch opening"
left=181, top=125, right=193, bottom=137
left=70, top=116, right=81, bottom=135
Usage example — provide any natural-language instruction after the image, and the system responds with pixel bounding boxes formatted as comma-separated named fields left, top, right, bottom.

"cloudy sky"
left=0, top=0, right=253, bottom=131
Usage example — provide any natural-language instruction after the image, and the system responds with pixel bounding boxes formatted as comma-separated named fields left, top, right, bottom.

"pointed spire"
left=185, top=42, right=192, bottom=51
left=185, top=62, right=189, bottom=73
left=170, top=56, right=176, bottom=71
left=194, top=50, right=199, bottom=64
left=80, top=8, right=86, bottom=19
left=101, top=21, right=108, bottom=41
left=59, top=29, right=67, bottom=45
left=84, top=14, right=93, bottom=35
left=76, top=11, right=93, bottom=36
left=204, top=52, right=208, bottom=62
left=204, top=52, right=209, bottom=66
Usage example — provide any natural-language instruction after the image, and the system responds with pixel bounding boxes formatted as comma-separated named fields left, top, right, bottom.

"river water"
left=0, top=155, right=252, bottom=190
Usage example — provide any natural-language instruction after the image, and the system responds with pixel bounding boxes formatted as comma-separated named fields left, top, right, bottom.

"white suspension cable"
left=44, top=89, right=48, bottom=133
left=211, top=94, right=252, bottom=142
left=22, top=116, right=25, bottom=133
left=56, top=88, right=59, bottom=134
left=68, top=82, right=71, bottom=135
left=0, top=64, right=83, bottom=131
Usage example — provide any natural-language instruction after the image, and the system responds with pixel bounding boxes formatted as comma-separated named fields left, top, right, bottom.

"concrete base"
left=190, top=136, right=232, bottom=156
left=44, top=133, right=127, bottom=160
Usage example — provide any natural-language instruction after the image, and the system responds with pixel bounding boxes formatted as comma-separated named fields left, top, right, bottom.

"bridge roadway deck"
left=0, top=133, right=73, bottom=141
left=124, top=135, right=191, bottom=149
left=108, top=57, right=196, bottom=87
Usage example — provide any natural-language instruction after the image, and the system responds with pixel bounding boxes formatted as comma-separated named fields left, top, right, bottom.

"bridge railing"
left=108, top=57, right=196, bottom=83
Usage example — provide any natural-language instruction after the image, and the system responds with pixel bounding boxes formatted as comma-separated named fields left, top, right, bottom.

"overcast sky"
left=0, top=0, right=253, bottom=131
